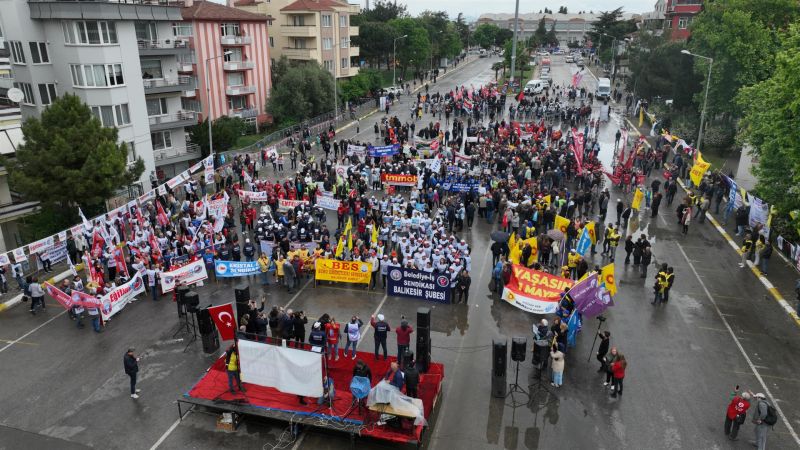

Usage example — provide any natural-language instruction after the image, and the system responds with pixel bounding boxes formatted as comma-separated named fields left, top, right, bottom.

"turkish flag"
left=208, top=302, right=236, bottom=341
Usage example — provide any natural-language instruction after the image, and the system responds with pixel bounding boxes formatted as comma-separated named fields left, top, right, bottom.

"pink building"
left=181, top=0, right=272, bottom=126
left=665, top=0, right=704, bottom=41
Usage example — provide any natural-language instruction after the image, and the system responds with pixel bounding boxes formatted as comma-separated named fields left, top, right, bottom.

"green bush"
left=702, top=123, right=736, bottom=154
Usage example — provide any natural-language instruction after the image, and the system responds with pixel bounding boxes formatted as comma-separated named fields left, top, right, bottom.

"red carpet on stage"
left=186, top=350, right=444, bottom=444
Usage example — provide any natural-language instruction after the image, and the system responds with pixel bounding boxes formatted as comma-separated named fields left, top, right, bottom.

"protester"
left=550, top=344, right=565, bottom=388
left=371, top=313, right=390, bottom=361
left=596, top=331, right=611, bottom=372
left=225, top=343, right=246, bottom=394
left=609, top=353, right=627, bottom=398
left=724, top=387, right=751, bottom=441
left=384, top=361, right=405, bottom=389
left=123, top=348, right=141, bottom=399
left=395, top=318, right=414, bottom=363
left=343, top=315, right=364, bottom=359
left=751, top=393, right=773, bottom=450
left=325, top=316, right=341, bottom=360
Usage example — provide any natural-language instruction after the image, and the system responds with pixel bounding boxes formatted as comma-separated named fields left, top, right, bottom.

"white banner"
left=57, top=231, right=67, bottom=243
left=139, top=190, right=156, bottom=203
left=237, top=190, right=269, bottom=202
left=0, top=253, right=9, bottom=266
left=100, top=271, right=146, bottom=321
left=204, top=156, right=215, bottom=184
left=347, top=144, right=367, bottom=158
left=316, top=194, right=340, bottom=210
left=166, top=173, right=185, bottom=190
left=160, top=259, right=208, bottom=293
left=335, top=164, right=350, bottom=179
left=238, top=339, right=323, bottom=397
left=208, top=197, right=229, bottom=218
left=278, top=199, right=308, bottom=211
left=158, top=185, right=167, bottom=196
left=36, top=241, right=67, bottom=269
left=189, top=160, right=203, bottom=173
left=28, top=236, right=55, bottom=254
left=70, top=224, right=85, bottom=237
left=12, top=247, right=27, bottom=263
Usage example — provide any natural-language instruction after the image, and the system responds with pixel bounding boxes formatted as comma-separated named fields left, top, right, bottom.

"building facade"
left=642, top=0, right=667, bottom=36
left=664, top=0, right=703, bottom=41
left=233, top=0, right=360, bottom=79
left=180, top=1, right=272, bottom=128
left=475, top=12, right=639, bottom=47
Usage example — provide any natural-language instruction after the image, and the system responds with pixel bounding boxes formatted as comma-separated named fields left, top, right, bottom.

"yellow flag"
left=600, top=263, right=617, bottom=296
left=555, top=215, right=570, bottom=234
left=509, top=244, right=521, bottom=264
left=371, top=225, right=379, bottom=246
left=543, top=195, right=551, bottom=208
left=335, top=236, right=344, bottom=257
left=632, top=188, right=643, bottom=211
left=522, top=237, right=538, bottom=266
left=344, top=217, right=352, bottom=235
left=638, top=106, right=644, bottom=127
left=508, top=232, right=517, bottom=253
left=347, top=231, right=353, bottom=251
left=585, top=221, right=596, bottom=244
left=689, top=151, right=711, bottom=186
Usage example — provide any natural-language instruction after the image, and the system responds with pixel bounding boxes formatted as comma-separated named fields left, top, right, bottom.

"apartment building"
left=664, top=0, right=703, bottom=41
left=475, top=12, right=639, bottom=47
left=0, top=0, right=200, bottom=189
left=233, top=0, right=361, bottom=79
left=179, top=0, right=272, bottom=127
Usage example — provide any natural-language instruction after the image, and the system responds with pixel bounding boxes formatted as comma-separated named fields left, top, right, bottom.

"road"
left=1, top=55, right=799, bottom=450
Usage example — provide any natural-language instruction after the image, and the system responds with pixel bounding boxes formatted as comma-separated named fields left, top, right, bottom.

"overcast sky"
left=365, top=0, right=652, bottom=19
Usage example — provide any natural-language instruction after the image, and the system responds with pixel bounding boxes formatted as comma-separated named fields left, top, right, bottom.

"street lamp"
left=682, top=49, right=713, bottom=152
left=598, top=32, right=617, bottom=80
left=393, top=34, right=408, bottom=87
left=332, top=42, right=340, bottom=123
left=205, top=50, right=233, bottom=164
left=430, top=30, right=443, bottom=73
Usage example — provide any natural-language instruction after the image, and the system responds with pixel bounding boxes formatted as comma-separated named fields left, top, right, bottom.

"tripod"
left=182, top=310, right=198, bottom=353
left=505, top=360, right=530, bottom=408
left=586, top=315, right=607, bottom=363
left=172, top=302, right=191, bottom=339
left=528, top=345, right=556, bottom=407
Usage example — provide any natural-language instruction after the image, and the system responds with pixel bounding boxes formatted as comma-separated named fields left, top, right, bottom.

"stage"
left=179, top=349, right=444, bottom=447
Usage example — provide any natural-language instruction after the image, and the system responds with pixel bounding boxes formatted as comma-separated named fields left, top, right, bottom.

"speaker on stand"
left=234, top=284, right=250, bottom=325
left=197, top=306, right=220, bottom=354
left=176, top=285, right=190, bottom=317
left=181, top=291, right=200, bottom=352
left=492, top=338, right=508, bottom=398
left=506, top=336, right=530, bottom=407
left=415, top=307, right=431, bottom=372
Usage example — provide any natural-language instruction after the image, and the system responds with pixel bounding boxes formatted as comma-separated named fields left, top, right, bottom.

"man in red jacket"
left=724, top=389, right=751, bottom=441
left=395, top=318, right=414, bottom=368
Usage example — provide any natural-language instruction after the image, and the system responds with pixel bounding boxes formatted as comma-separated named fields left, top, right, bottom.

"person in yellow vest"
left=258, top=253, right=272, bottom=286
left=607, top=227, right=621, bottom=263
left=276, top=254, right=286, bottom=286
left=560, top=265, right=570, bottom=279
left=652, top=265, right=669, bottom=305
left=568, top=249, right=580, bottom=280
left=225, top=343, right=246, bottom=394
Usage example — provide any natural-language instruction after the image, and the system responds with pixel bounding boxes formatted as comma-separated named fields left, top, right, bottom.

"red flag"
left=149, top=233, right=162, bottom=264
left=91, top=229, right=105, bottom=258
left=156, top=201, right=169, bottom=227
left=208, top=302, right=236, bottom=341
left=113, top=246, right=129, bottom=278
left=516, top=91, right=524, bottom=102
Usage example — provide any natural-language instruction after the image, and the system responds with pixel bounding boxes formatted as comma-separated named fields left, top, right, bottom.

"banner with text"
left=160, top=259, right=209, bottom=293
left=381, top=173, right=418, bottom=186
left=100, top=271, right=146, bottom=321
left=314, top=258, right=372, bottom=284
left=501, top=265, right=574, bottom=314
left=387, top=267, right=451, bottom=304
left=214, top=260, right=262, bottom=278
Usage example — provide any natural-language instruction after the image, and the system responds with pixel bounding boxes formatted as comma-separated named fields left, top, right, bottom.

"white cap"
left=377, top=314, right=385, bottom=321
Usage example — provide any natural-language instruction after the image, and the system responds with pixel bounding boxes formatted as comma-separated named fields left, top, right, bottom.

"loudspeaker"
left=184, top=291, right=200, bottom=313
left=176, top=285, right=191, bottom=304
left=492, top=339, right=508, bottom=398
left=416, top=326, right=430, bottom=373
left=511, top=337, right=527, bottom=362
left=234, top=284, right=250, bottom=322
left=201, top=330, right=220, bottom=354
left=417, top=307, right=430, bottom=329
left=197, top=307, right=215, bottom=335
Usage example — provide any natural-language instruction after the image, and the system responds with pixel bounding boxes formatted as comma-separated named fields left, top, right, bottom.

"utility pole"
left=509, top=0, right=520, bottom=86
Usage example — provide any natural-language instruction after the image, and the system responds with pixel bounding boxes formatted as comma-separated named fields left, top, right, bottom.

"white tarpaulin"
left=238, top=340, right=323, bottom=397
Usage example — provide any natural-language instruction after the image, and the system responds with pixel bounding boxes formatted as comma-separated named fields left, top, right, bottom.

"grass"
left=234, top=132, right=268, bottom=149
left=497, top=68, right=532, bottom=89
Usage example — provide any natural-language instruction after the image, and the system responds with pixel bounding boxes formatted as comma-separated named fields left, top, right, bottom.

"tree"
left=352, top=21, right=399, bottom=68
left=495, top=28, right=513, bottom=48
left=736, top=23, right=800, bottom=222
left=492, top=61, right=505, bottom=79
left=454, top=13, right=471, bottom=49
left=266, top=62, right=335, bottom=126
left=270, top=55, right=291, bottom=86
left=4, top=94, right=143, bottom=229
left=504, top=39, right=530, bottom=79
left=388, top=18, right=431, bottom=74
left=588, top=8, right=638, bottom=64
left=688, top=0, right=799, bottom=120
left=530, top=18, right=548, bottom=49
left=472, top=23, right=500, bottom=49
left=546, top=23, right=559, bottom=46
left=189, top=116, right=246, bottom=157
left=353, top=0, right=407, bottom=25
left=626, top=32, right=702, bottom=109
left=558, top=6, right=568, bottom=14
left=338, top=69, right=383, bottom=102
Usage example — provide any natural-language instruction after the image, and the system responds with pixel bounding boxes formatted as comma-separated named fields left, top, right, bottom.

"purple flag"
left=569, top=273, right=614, bottom=318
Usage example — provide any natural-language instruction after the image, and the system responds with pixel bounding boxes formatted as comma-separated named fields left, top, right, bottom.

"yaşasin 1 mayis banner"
left=501, top=265, right=574, bottom=314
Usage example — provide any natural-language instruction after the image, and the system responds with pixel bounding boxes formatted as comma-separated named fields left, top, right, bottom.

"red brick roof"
left=281, top=0, right=348, bottom=12
left=182, top=1, right=268, bottom=21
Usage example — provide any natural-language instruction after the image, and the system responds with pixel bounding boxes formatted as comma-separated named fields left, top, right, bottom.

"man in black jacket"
left=457, top=271, right=472, bottom=304
left=124, top=348, right=141, bottom=399
left=404, top=361, right=420, bottom=398
left=371, top=314, right=390, bottom=360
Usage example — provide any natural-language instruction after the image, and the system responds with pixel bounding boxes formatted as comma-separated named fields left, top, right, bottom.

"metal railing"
left=154, top=143, right=200, bottom=161
left=143, top=75, right=193, bottom=89
left=137, top=39, right=189, bottom=50
left=148, top=110, right=197, bottom=127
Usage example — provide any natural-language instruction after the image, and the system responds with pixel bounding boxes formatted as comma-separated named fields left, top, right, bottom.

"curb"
left=623, top=122, right=800, bottom=327
left=0, top=264, right=83, bottom=313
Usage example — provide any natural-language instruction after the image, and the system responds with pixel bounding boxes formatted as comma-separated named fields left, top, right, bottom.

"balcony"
left=349, top=25, right=359, bottom=36
left=282, top=47, right=315, bottom=60
left=225, top=85, right=256, bottom=96
left=154, top=143, right=201, bottom=165
left=0, top=77, right=13, bottom=90
left=148, top=110, right=198, bottom=131
left=182, top=89, right=196, bottom=98
left=178, top=64, right=194, bottom=73
left=223, top=60, right=255, bottom=71
left=28, top=0, right=184, bottom=21
left=138, top=39, right=191, bottom=56
left=143, top=75, right=195, bottom=94
left=280, top=25, right=317, bottom=38
left=230, top=108, right=259, bottom=119
left=349, top=46, right=359, bottom=57
left=221, top=35, right=252, bottom=46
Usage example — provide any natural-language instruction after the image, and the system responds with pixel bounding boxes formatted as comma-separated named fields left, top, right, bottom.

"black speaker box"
left=201, top=330, right=220, bottom=354
left=184, top=291, right=200, bottom=313
left=234, top=284, right=250, bottom=302
left=197, top=307, right=215, bottom=335
left=416, top=326, right=430, bottom=373
left=417, top=307, right=430, bottom=329
left=492, top=338, right=508, bottom=398
left=511, top=337, right=527, bottom=362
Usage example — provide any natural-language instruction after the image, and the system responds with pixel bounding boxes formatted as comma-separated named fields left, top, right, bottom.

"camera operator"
left=291, top=310, right=308, bottom=348
left=596, top=330, right=611, bottom=373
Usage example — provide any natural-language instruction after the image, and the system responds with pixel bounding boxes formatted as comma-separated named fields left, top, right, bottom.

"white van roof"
left=598, top=77, right=611, bottom=85
left=526, top=79, right=543, bottom=85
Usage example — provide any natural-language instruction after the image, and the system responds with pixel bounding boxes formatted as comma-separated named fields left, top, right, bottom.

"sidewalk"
left=623, top=116, right=800, bottom=327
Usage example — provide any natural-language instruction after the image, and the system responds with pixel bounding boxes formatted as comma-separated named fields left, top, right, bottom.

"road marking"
left=0, top=338, right=38, bottom=346
left=283, top=278, right=313, bottom=309
left=677, top=242, right=800, bottom=446
left=733, top=371, right=800, bottom=383
left=149, top=408, right=193, bottom=450
left=0, top=309, right=68, bottom=354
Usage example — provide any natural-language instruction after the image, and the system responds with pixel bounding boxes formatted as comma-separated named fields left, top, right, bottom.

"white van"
left=524, top=79, right=546, bottom=95
left=596, top=77, right=611, bottom=99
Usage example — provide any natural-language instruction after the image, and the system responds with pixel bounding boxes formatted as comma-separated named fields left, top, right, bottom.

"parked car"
left=565, top=55, right=574, bottom=63
left=381, top=86, right=403, bottom=96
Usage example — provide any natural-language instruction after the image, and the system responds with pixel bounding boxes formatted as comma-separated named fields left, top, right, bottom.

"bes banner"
left=214, top=260, right=261, bottom=278
left=160, top=259, right=208, bottom=293
left=501, top=265, right=574, bottom=314
left=100, top=271, right=146, bottom=321
left=314, top=258, right=372, bottom=284
left=387, top=267, right=451, bottom=304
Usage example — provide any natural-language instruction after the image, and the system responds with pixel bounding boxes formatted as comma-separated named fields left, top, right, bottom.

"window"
left=340, top=38, right=349, bottom=48
left=323, top=60, right=334, bottom=72
left=294, top=39, right=307, bottom=49
left=63, top=21, right=118, bottom=45
left=12, top=82, right=34, bottom=104
left=181, top=97, right=201, bottom=112
left=10, top=41, right=25, bottom=64
left=220, top=23, right=240, bottom=37
left=146, top=98, right=168, bottom=116
left=172, top=23, right=193, bottom=37
left=322, top=38, right=332, bottom=50
left=90, top=104, right=130, bottom=127
left=227, top=72, right=244, bottom=87
left=135, top=22, right=158, bottom=42
left=38, top=83, right=57, bottom=105
left=339, top=15, right=348, bottom=27
left=269, top=36, right=274, bottom=48
left=140, top=59, right=163, bottom=79
left=151, top=131, right=172, bottom=150
left=321, top=15, right=332, bottom=27
left=228, top=96, right=247, bottom=110
left=341, top=58, right=347, bottom=69
left=224, top=48, right=243, bottom=62
left=125, top=141, right=137, bottom=164
left=70, top=64, right=124, bottom=87
left=678, top=17, right=688, bottom=29
left=291, top=16, right=306, bottom=26
left=29, top=42, right=49, bottom=64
